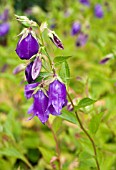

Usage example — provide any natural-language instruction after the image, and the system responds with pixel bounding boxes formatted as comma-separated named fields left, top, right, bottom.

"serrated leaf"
left=54, top=56, right=71, bottom=65
left=75, top=98, right=97, bottom=110
left=89, top=112, right=103, bottom=134
left=59, top=108, right=78, bottom=125
left=59, top=61, right=70, bottom=85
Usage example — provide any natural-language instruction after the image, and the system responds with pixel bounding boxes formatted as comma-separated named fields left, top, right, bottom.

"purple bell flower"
left=28, top=90, right=50, bottom=124
left=25, top=61, right=34, bottom=84
left=71, top=22, right=81, bottom=36
left=25, top=83, right=39, bottom=99
left=76, top=33, right=88, bottom=47
left=0, top=22, right=10, bottom=37
left=94, top=4, right=104, bottom=18
left=16, top=33, right=39, bottom=60
left=79, top=0, right=90, bottom=6
left=48, top=80, right=67, bottom=115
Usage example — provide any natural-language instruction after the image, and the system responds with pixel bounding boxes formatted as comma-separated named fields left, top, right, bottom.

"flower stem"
left=67, top=92, right=100, bottom=170
left=37, top=25, right=55, bottom=73
left=47, top=121, right=61, bottom=170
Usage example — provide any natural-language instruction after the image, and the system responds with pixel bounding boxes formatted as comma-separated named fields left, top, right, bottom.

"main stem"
left=67, top=92, right=100, bottom=170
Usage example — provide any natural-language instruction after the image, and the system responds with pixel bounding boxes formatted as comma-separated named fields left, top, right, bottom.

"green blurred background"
left=0, top=0, right=116, bottom=169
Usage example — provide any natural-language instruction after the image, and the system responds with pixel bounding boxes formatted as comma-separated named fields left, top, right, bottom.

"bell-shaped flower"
left=28, top=90, right=50, bottom=124
left=24, top=82, right=39, bottom=99
left=94, top=4, right=104, bottom=18
left=16, top=33, right=39, bottom=60
left=71, top=22, right=81, bottom=36
left=0, top=22, right=10, bottom=37
left=48, top=79, right=67, bottom=115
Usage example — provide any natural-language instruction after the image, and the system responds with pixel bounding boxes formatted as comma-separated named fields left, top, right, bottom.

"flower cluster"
left=0, top=9, right=10, bottom=37
left=71, top=1, right=104, bottom=47
left=15, top=17, right=67, bottom=124
left=25, top=80, right=67, bottom=124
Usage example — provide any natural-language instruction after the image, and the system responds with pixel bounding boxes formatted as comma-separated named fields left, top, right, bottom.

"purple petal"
left=16, top=33, right=39, bottom=60
left=76, top=33, right=88, bottom=47
left=0, top=22, right=10, bottom=37
left=48, top=80, right=67, bottom=115
left=79, top=0, right=90, bottom=6
left=25, top=61, right=34, bottom=84
left=33, top=90, right=49, bottom=124
left=31, top=57, right=42, bottom=80
left=71, top=22, right=81, bottom=36
left=94, top=4, right=104, bottom=18
left=13, top=64, right=25, bottom=75
left=24, top=82, right=39, bottom=99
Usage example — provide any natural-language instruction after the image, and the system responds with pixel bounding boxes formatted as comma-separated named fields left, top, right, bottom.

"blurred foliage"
left=0, top=0, right=116, bottom=170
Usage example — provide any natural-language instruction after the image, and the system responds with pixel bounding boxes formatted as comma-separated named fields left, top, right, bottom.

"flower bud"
left=71, top=22, right=81, bottom=36
left=31, top=56, right=42, bottom=80
left=94, top=4, right=104, bottom=18
left=25, top=56, right=41, bottom=83
left=16, top=33, right=39, bottom=60
left=48, top=30, right=64, bottom=50
left=0, top=22, right=10, bottom=37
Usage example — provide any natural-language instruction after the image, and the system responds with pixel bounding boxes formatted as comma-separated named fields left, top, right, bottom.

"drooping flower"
left=0, top=22, right=10, bottom=37
left=48, top=79, right=67, bottom=115
left=94, top=4, right=104, bottom=18
left=16, top=33, right=39, bottom=60
left=79, top=0, right=90, bottom=6
left=48, top=30, right=64, bottom=49
left=25, top=83, right=39, bottom=99
left=28, top=90, right=50, bottom=124
left=76, top=33, right=88, bottom=47
left=71, top=22, right=81, bottom=36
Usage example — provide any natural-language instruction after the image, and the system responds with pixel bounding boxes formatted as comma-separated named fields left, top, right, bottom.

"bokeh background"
left=0, top=0, right=116, bottom=169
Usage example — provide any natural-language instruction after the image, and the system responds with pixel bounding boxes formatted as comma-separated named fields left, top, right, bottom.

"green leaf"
left=52, top=117, right=63, bottom=133
left=89, top=112, right=103, bottom=134
left=54, top=56, right=71, bottom=65
left=59, top=109, right=78, bottom=125
left=38, top=147, right=55, bottom=163
left=59, top=61, right=70, bottom=85
left=0, top=147, right=32, bottom=168
left=75, top=98, right=97, bottom=110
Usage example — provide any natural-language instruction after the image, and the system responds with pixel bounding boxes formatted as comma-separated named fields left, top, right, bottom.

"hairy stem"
left=67, top=92, right=100, bottom=170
